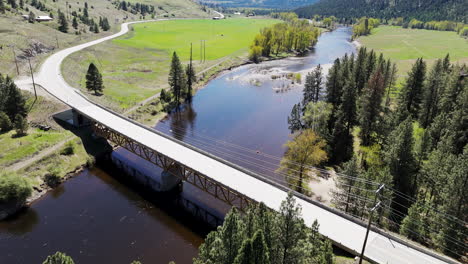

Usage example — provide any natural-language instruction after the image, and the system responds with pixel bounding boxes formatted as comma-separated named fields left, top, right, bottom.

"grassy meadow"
left=359, top=26, right=468, bottom=79
left=0, top=0, right=210, bottom=78
left=62, top=18, right=279, bottom=110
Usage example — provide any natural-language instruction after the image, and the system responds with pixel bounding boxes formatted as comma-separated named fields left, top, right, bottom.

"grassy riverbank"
left=358, top=26, right=468, bottom=79
left=61, top=18, right=280, bottom=111
left=0, top=92, right=110, bottom=207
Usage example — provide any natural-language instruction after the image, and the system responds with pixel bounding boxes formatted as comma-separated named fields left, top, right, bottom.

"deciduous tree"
left=278, top=129, right=328, bottom=193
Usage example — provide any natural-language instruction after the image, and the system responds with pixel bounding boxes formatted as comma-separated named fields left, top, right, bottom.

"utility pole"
left=359, top=184, right=384, bottom=264
left=27, top=57, right=38, bottom=111
left=66, top=1, right=69, bottom=20
left=11, top=45, right=19, bottom=75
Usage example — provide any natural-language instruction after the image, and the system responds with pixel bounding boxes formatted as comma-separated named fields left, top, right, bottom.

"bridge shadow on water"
left=52, top=109, right=225, bottom=237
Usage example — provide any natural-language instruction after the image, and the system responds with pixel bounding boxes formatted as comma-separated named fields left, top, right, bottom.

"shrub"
left=60, top=141, right=75, bottom=156
left=0, top=111, right=12, bottom=132
left=85, top=155, right=96, bottom=168
left=44, top=167, right=62, bottom=187
left=42, top=252, right=75, bottom=264
left=0, top=172, right=32, bottom=204
left=14, top=114, right=28, bottom=136
left=249, top=45, right=263, bottom=63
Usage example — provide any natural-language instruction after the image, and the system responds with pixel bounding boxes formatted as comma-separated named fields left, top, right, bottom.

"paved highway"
left=15, top=19, right=456, bottom=264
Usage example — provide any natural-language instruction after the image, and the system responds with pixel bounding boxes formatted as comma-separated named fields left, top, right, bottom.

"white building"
left=36, top=16, right=53, bottom=22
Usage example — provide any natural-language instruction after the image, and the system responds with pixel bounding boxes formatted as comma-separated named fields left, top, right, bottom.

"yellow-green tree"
left=278, top=129, right=328, bottom=194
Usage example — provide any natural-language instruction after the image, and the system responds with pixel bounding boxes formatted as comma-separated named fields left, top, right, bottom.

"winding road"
left=14, top=19, right=458, bottom=264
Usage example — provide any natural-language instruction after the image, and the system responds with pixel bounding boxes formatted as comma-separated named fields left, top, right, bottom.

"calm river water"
left=0, top=27, right=355, bottom=264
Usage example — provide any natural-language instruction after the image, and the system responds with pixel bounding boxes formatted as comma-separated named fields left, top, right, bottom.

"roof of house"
left=36, top=16, right=53, bottom=20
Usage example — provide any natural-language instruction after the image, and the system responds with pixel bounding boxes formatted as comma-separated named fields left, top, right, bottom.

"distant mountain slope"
left=295, top=0, right=468, bottom=22
left=199, top=0, right=319, bottom=9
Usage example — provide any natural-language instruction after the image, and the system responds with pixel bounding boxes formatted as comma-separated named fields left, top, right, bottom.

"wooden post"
left=11, top=46, right=19, bottom=75
left=27, top=57, right=38, bottom=111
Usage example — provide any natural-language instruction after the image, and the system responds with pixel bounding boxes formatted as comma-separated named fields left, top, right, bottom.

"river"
left=0, top=27, right=355, bottom=264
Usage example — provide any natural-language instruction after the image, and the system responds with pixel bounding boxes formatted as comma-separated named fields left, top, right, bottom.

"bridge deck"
left=20, top=20, right=455, bottom=264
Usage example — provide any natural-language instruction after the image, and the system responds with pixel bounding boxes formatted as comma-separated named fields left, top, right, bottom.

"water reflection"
left=0, top=27, right=355, bottom=264
left=0, top=208, right=39, bottom=235
left=156, top=27, right=356, bottom=182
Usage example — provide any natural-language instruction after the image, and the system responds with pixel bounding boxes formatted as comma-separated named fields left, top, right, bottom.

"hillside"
left=199, top=0, right=318, bottom=9
left=0, top=0, right=210, bottom=78
left=295, top=0, right=468, bottom=22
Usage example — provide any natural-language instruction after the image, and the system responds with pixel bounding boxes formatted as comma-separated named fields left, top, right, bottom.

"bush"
left=60, top=141, right=75, bottom=156
left=0, top=111, right=12, bottom=132
left=249, top=45, right=263, bottom=63
left=0, top=172, right=32, bottom=204
left=44, top=167, right=62, bottom=187
left=85, top=155, right=96, bottom=168
left=42, top=252, right=75, bottom=264
left=14, top=114, right=28, bottom=136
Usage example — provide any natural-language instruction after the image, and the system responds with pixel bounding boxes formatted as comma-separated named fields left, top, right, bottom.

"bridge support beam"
left=92, top=121, right=254, bottom=211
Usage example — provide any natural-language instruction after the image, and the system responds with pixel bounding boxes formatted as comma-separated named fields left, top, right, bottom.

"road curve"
left=15, top=19, right=458, bottom=264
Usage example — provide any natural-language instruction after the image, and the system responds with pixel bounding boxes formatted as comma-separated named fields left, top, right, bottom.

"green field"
left=359, top=26, right=468, bottom=77
left=62, top=18, right=279, bottom=110
left=115, top=19, right=279, bottom=61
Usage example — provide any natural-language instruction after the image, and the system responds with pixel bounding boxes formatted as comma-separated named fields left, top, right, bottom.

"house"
left=234, top=12, right=241, bottom=15
left=36, top=16, right=53, bottom=22
left=21, top=14, right=29, bottom=20
left=212, top=16, right=221, bottom=20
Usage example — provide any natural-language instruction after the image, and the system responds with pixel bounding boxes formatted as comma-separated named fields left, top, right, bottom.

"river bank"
left=1, top=27, right=356, bottom=264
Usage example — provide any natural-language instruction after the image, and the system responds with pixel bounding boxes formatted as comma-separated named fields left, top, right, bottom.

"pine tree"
left=386, top=118, right=418, bottom=223
left=419, top=59, right=444, bottom=128
left=332, top=156, right=360, bottom=212
left=58, top=10, right=68, bottom=33
left=168, top=52, right=184, bottom=106
left=14, top=114, right=28, bottom=136
left=325, top=58, right=342, bottom=107
left=185, top=43, right=195, bottom=100
left=0, top=111, right=12, bottom=132
left=19, top=0, right=22, bottom=8
left=7, top=0, right=17, bottom=9
left=0, top=75, right=27, bottom=121
left=330, top=73, right=356, bottom=163
left=302, top=64, right=323, bottom=107
left=278, top=193, right=306, bottom=264
left=396, top=58, right=426, bottom=121
left=354, top=47, right=368, bottom=94
left=221, top=208, right=245, bottom=264
left=93, top=21, right=99, bottom=33
left=101, top=17, right=110, bottom=31
left=358, top=69, right=385, bottom=146
left=287, top=103, right=302, bottom=133
left=85, top=63, right=104, bottom=95
left=0, top=0, right=5, bottom=13
left=400, top=201, right=425, bottom=241
left=72, top=16, right=78, bottom=29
